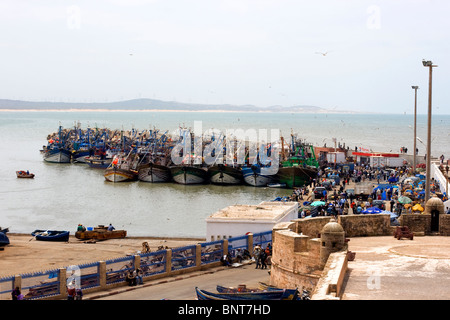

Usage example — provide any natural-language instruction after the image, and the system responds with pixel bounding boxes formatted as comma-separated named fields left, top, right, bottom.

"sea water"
left=0, top=111, right=448, bottom=238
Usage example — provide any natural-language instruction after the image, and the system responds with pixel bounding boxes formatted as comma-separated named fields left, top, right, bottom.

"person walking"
left=260, top=250, right=267, bottom=270
left=253, top=245, right=262, bottom=269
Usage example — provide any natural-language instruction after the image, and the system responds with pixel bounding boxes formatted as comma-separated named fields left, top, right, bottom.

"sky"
left=0, top=0, right=449, bottom=114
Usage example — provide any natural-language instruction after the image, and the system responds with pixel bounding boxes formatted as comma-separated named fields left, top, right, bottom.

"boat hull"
left=85, top=156, right=113, bottom=169
left=31, top=230, right=70, bottom=242
left=75, top=230, right=127, bottom=240
left=0, top=230, right=9, bottom=246
left=241, top=166, right=277, bottom=187
left=195, top=287, right=298, bottom=300
left=104, top=167, right=138, bottom=182
left=138, top=163, right=172, bottom=182
left=208, top=165, right=243, bottom=185
left=170, top=166, right=208, bottom=184
left=72, top=151, right=90, bottom=163
left=43, top=148, right=72, bottom=163
left=276, top=166, right=317, bottom=188
left=16, top=171, right=35, bottom=178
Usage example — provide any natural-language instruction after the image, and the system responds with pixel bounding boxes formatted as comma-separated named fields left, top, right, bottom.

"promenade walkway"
left=81, top=235, right=450, bottom=300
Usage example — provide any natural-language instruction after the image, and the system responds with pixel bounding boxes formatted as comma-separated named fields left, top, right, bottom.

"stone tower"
left=424, top=195, right=445, bottom=233
left=320, top=221, right=346, bottom=268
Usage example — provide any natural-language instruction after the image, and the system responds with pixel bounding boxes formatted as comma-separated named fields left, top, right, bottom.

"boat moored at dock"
left=208, top=164, right=243, bottom=185
left=170, top=165, right=209, bottom=184
left=138, top=162, right=172, bottom=182
left=242, top=165, right=278, bottom=187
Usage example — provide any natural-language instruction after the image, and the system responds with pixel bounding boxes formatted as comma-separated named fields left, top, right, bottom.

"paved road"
left=85, top=262, right=271, bottom=300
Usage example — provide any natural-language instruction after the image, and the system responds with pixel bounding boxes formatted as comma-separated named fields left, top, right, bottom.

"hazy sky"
left=1, top=0, right=449, bottom=114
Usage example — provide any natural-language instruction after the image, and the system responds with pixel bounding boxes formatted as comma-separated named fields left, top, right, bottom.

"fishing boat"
left=0, top=227, right=10, bottom=246
left=241, top=165, right=278, bottom=187
left=75, top=225, right=127, bottom=241
left=195, top=287, right=299, bottom=300
left=104, top=165, right=138, bottom=182
left=31, top=230, right=70, bottom=242
left=208, top=164, right=243, bottom=185
left=42, top=125, right=72, bottom=163
left=138, top=162, right=172, bottom=183
left=170, top=166, right=209, bottom=184
left=16, top=170, right=35, bottom=178
left=277, top=141, right=319, bottom=188
left=216, top=285, right=261, bottom=293
left=104, top=152, right=139, bottom=183
left=85, top=156, right=113, bottom=169
left=276, top=165, right=317, bottom=189
left=42, top=146, right=72, bottom=163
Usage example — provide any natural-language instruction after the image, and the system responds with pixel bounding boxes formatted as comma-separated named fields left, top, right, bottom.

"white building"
left=326, top=151, right=346, bottom=164
left=205, top=201, right=298, bottom=242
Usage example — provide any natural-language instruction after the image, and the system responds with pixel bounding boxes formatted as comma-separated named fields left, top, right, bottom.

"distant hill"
left=0, top=98, right=351, bottom=113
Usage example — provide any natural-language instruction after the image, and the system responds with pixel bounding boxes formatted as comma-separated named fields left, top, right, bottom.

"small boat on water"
left=0, top=227, right=10, bottom=246
left=31, top=230, right=70, bottom=242
left=75, top=225, right=127, bottom=241
left=195, top=287, right=299, bottom=300
left=16, top=170, right=35, bottom=178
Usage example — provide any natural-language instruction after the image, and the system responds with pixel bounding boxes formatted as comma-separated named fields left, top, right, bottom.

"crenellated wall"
left=270, top=225, right=322, bottom=292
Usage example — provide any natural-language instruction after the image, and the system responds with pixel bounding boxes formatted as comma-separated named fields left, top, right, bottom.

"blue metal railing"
left=171, top=245, right=196, bottom=271
left=200, top=240, right=223, bottom=265
left=1, top=230, right=271, bottom=300
left=139, top=250, right=167, bottom=276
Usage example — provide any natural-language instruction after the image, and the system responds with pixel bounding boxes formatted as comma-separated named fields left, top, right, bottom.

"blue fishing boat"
left=195, top=287, right=299, bottom=300
left=31, top=230, right=70, bottom=242
left=42, top=125, right=72, bottom=163
left=0, top=227, right=10, bottom=246
left=241, top=165, right=278, bottom=187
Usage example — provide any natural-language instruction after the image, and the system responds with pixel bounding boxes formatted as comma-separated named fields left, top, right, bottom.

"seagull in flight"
left=315, top=51, right=331, bottom=56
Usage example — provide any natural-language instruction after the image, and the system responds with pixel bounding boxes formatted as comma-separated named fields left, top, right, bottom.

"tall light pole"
left=422, top=60, right=437, bottom=203
left=411, top=86, right=419, bottom=175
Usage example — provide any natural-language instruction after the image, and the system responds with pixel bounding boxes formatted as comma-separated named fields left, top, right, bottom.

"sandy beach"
left=0, top=234, right=202, bottom=278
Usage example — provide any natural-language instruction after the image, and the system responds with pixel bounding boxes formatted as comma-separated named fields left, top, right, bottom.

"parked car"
left=314, top=187, right=327, bottom=199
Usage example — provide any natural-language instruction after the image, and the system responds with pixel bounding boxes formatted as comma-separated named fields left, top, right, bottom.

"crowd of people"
left=285, top=164, right=437, bottom=219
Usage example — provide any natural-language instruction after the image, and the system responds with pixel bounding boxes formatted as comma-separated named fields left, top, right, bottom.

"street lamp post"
left=411, top=86, right=419, bottom=175
left=422, top=60, right=437, bottom=203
